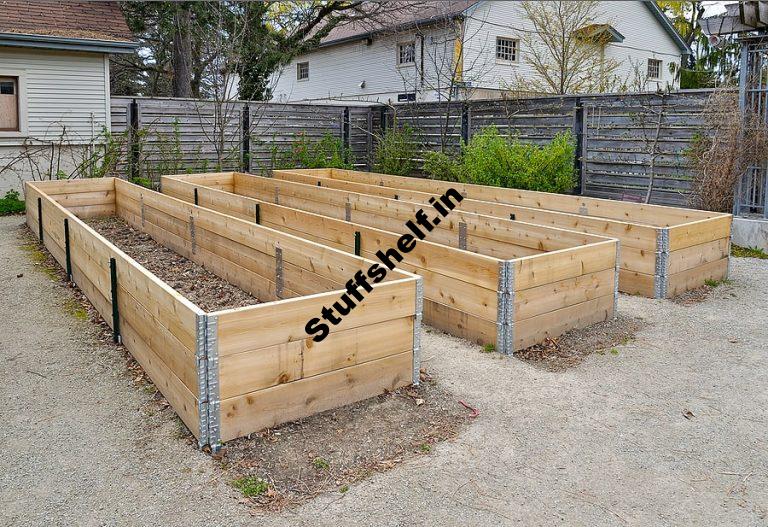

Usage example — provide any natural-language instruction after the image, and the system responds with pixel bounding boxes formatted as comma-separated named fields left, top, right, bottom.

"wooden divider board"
left=275, top=169, right=732, bottom=299
left=296, top=168, right=722, bottom=226
left=162, top=176, right=501, bottom=331
left=163, top=173, right=618, bottom=352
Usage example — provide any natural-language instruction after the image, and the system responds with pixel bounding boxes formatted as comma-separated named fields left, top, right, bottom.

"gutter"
left=0, top=32, right=139, bottom=54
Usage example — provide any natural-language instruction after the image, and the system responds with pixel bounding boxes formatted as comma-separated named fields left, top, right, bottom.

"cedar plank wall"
left=162, top=172, right=618, bottom=353
left=26, top=178, right=418, bottom=446
left=276, top=168, right=731, bottom=298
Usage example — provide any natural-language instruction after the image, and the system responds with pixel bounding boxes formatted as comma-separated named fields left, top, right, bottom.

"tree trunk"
left=172, top=3, right=193, bottom=98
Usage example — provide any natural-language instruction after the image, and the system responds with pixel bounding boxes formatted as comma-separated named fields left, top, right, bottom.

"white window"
left=397, top=41, right=416, bottom=65
left=0, top=76, right=19, bottom=131
left=496, top=37, right=519, bottom=63
left=647, top=58, right=662, bottom=80
left=297, top=62, right=309, bottom=81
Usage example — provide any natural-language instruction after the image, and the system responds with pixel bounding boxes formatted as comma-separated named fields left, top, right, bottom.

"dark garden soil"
left=87, top=216, right=258, bottom=311
left=672, top=284, right=714, bottom=305
left=514, top=313, right=645, bottom=371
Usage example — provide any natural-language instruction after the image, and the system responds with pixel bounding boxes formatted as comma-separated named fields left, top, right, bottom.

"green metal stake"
left=37, top=198, right=43, bottom=242
left=354, top=231, right=361, bottom=256
left=255, top=204, right=260, bottom=224
left=64, top=219, right=72, bottom=281
left=194, top=188, right=199, bottom=205
left=110, top=258, right=120, bottom=343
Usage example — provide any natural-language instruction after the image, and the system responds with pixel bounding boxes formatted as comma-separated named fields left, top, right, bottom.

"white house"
left=0, top=1, right=137, bottom=193
left=270, top=0, right=690, bottom=104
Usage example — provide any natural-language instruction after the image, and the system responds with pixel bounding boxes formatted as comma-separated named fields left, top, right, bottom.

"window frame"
left=0, top=70, right=27, bottom=138
left=647, top=58, right=662, bottom=80
left=495, top=36, right=519, bottom=64
left=296, top=61, right=309, bottom=82
left=396, top=40, right=416, bottom=67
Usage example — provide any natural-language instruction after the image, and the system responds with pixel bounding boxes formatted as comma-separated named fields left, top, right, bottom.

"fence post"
left=242, top=103, right=251, bottom=172
left=573, top=97, right=584, bottom=195
left=128, top=98, right=140, bottom=181
left=380, top=106, right=388, bottom=134
left=460, top=103, right=471, bottom=144
left=342, top=107, right=351, bottom=165
left=366, top=107, right=373, bottom=170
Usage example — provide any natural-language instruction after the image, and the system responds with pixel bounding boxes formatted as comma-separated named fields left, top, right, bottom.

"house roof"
left=320, top=1, right=479, bottom=47
left=0, top=0, right=137, bottom=53
left=318, top=0, right=690, bottom=55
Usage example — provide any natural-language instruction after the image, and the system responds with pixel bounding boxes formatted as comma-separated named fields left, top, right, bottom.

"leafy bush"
left=423, top=127, right=577, bottom=193
left=279, top=132, right=353, bottom=169
left=423, top=150, right=462, bottom=182
left=0, top=190, right=25, bottom=215
left=373, top=125, right=419, bottom=176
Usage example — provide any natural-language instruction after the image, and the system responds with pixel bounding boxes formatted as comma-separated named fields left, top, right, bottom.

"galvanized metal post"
left=412, top=277, right=423, bottom=385
left=64, top=219, right=72, bottom=281
left=496, top=260, right=515, bottom=355
left=654, top=228, right=670, bottom=299
left=195, top=314, right=209, bottom=448
left=458, top=222, right=467, bottom=250
left=275, top=245, right=284, bottom=299
left=109, top=257, right=120, bottom=343
left=205, top=314, right=221, bottom=452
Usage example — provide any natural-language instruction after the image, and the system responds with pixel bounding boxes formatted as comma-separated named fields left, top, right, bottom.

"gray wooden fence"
left=110, top=90, right=725, bottom=206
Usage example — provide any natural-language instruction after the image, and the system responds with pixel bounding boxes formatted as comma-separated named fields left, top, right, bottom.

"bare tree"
left=512, top=1, right=623, bottom=94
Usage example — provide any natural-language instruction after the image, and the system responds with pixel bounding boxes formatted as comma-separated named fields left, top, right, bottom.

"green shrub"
left=130, top=177, right=154, bottom=189
left=279, top=132, right=353, bottom=169
left=0, top=190, right=25, bottom=215
left=423, top=150, right=462, bottom=182
left=423, top=127, right=577, bottom=193
left=373, top=125, right=418, bottom=177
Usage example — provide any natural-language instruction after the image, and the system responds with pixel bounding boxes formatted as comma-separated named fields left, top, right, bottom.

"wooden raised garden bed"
left=272, top=168, right=732, bottom=299
left=25, top=178, right=421, bottom=449
left=161, top=172, right=620, bottom=354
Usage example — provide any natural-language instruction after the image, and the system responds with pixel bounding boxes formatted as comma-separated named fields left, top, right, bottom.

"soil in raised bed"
left=220, top=369, right=470, bottom=511
left=87, top=217, right=258, bottom=312
left=514, top=313, right=645, bottom=371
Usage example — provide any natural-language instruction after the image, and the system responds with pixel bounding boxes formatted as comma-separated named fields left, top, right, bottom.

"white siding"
left=273, top=0, right=685, bottom=102
left=0, top=46, right=109, bottom=146
left=270, top=25, right=458, bottom=103
left=462, top=1, right=682, bottom=93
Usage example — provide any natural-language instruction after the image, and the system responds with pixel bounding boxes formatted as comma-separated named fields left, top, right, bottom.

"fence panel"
left=580, top=91, right=712, bottom=206
left=249, top=103, right=344, bottom=173
left=109, top=91, right=722, bottom=207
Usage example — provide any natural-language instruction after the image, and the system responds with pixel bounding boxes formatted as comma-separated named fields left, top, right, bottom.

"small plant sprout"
left=482, top=343, right=495, bottom=353
left=313, top=457, right=330, bottom=470
left=419, top=443, right=432, bottom=453
left=232, top=476, right=269, bottom=498
left=339, top=484, right=349, bottom=493
left=731, top=245, right=768, bottom=259
left=610, top=348, right=619, bottom=356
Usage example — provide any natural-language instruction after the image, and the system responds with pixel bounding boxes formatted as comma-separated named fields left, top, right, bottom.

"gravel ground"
left=1, top=214, right=767, bottom=526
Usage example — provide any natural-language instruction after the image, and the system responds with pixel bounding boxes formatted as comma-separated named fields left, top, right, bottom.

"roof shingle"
left=0, top=0, right=135, bottom=43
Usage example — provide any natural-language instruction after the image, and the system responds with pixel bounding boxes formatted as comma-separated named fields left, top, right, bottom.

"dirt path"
left=1, top=214, right=766, bottom=526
